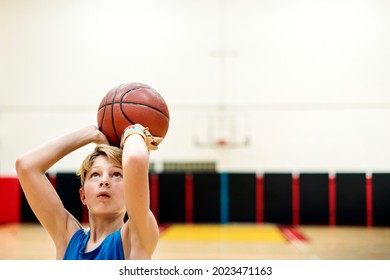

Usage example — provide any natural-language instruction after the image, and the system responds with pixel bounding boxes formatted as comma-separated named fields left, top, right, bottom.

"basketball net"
left=193, top=112, right=250, bottom=149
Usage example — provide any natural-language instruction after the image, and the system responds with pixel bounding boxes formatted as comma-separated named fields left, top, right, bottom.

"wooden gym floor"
left=0, top=223, right=389, bottom=260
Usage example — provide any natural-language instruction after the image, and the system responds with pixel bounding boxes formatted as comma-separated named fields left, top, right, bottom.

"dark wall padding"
left=193, top=173, right=220, bottom=223
left=20, top=174, right=57, bottom=223
left=20, top=188, right=39, bottom=223
left=263, top=173, right=292, bottom=225
left=372, top=173, right=390, bottom=226
left=158, top=173, right=186, bottom=223
left=299, top=173, right=329, bottom=225
left=11, top=170, right=390, bottom=226
left=56, top=173, right=83, bottom=222
left=336, top=173, right=366, bottom=225
left=228, top=173, right=257, bottom=222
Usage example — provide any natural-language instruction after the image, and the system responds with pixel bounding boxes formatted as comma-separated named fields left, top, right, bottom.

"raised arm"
left=121, top=125, right=162, bottom=257
left=15, top=125, right=108, bottom=255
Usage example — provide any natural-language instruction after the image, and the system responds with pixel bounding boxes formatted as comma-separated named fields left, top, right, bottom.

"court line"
left=279, top=226, right=320, bottom=260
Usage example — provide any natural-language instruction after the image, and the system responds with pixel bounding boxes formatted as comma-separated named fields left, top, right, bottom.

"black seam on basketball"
left=120, top=100, right=135, bottom=127
left=118, top=102, right=169, bottom=121
left=99, top=101, right=169, bottom=121
left=97, top=87, right=148, bottom=109
left=111, top=85, right=122, bottom=144
left=117, top=87, right=149, bottom=126
left=98, top=87, right=151, bottom=110
left=98, top=94, right=109, bottom=131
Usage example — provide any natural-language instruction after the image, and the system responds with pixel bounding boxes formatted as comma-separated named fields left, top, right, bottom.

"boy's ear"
left=79, top=188, right=86, bottom=205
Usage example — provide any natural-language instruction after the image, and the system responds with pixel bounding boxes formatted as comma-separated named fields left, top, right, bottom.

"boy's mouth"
left=97, top=191, right=110, bottom=198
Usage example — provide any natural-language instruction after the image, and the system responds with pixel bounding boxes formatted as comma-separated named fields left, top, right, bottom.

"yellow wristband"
left=122, top=127, right=146, bottom=143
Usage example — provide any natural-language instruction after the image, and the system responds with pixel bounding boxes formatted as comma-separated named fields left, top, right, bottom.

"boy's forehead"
left=91, top=155, right=122, bottom=169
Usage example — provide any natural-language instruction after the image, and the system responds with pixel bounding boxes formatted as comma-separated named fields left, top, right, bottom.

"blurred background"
left=0, top=0, right=389, bottom=259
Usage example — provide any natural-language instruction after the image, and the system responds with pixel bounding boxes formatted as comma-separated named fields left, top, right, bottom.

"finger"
left=149, top=145, right=158, bottom=151
left=97, top=132, right=110, bottom=145
left=151, top=136, right=164, bottom=143
left=150, top=142, right=160, bottom=148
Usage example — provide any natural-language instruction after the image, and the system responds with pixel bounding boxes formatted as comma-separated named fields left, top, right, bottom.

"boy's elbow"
left=15, top=156, right=27, bottom=175
left=15, top=155, right=33, bottom=176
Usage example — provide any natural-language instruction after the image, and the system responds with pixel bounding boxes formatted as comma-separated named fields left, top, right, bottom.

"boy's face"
left=80, top=155, right=126, bottom=216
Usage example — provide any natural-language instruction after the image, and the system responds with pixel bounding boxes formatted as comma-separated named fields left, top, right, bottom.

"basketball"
left=97, top=82, right=170, bottom=147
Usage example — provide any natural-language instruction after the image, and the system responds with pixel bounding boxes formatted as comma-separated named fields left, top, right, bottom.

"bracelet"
left=122, top=125, right=146, bottom=143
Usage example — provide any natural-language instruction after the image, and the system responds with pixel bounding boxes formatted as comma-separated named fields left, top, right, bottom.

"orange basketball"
left=97, top=82, right=170, bottom=147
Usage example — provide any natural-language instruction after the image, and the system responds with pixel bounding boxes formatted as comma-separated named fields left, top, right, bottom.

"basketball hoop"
left=194, top=137, right=250, bottom=148
left=216, top=138, right=228, bottom=147
left=193, top=111, right=251, bottom=149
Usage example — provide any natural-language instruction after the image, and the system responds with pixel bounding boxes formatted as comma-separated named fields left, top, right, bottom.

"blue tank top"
left=63, top=228, right=125, bottom=260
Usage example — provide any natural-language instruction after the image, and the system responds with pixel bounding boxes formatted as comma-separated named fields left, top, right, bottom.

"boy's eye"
left=113, top=172, right=122, bottom=178
left=91, top=172, right=99, bottom=178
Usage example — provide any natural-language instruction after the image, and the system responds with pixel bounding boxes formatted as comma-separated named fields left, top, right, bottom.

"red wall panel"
left=0, top=177, right=21, bottom=224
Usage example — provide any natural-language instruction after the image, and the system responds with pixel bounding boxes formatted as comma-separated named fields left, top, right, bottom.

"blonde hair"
left=77, top=144, right=122, bottom=188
